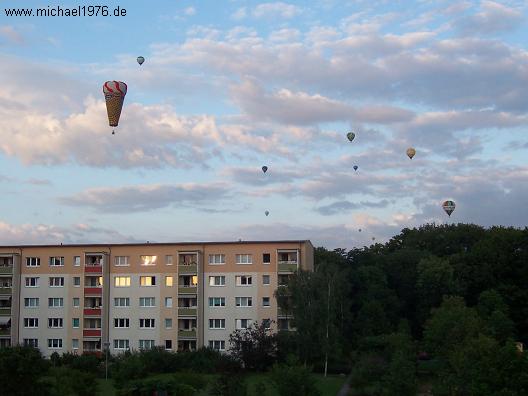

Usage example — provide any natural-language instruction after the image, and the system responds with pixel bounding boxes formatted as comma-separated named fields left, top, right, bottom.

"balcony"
left=178, top=329, right=197, bottom=339
left=0, top=267, right=13, bottom=275
left=0, top=328, right=10, bottom=336
left=178, top=307, right=197, bottom=316
left=277, top=307, right=293, bottom=317
left=0, top=308, right=11, bottom=316
left=83, top=329, right=101, bottom=337
left=178, top=263, right=198, bottom=274
left=83, top=308, right=102, bottom=316
left=278, top=262, right=298, bottom=273
left=0, top=287, right=12, bottom=295
left=85, top=266, right=102, bottom=274
left=84, top=287, right=102, bottom=296
left=178, top=286, right=197, bottom=294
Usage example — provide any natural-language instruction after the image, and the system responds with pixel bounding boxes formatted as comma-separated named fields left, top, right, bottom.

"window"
left=114, top=318, right=130, bottom=328
left=209, top=319, right=226, bottom=329
left=139, top=340, right=155, bottom=349
left=72, top=318, right=80, bottom=328
left=73, top=298, right=80, bottom=308
left=114, top=339, right=130, bottom=350
left=263, top=319, right=271, bottom=329
left=165, top=276, right=173, bottom=287
left=48, top=298, right=64, bottom=308
left=235, top=275, right=252, bottom=286
left=236, top=254, right=252, bottom=264
left=139, top=297, right=155, bottom=307
left=165, top=297, right=173, bottom=308
left=235, top=319, right=252, bottom=330
left=49, top=277, right=64, bottom=287
left=48, top=318, right=63, bottom=328
left=263, top=275, right=270, bottom=285
left=140, top=276, right=156, bottom=286
left=140, top=255, right=157, bottom=266
left=24, top=318, right=39, bottom=328
left=72, top=339, right=79, bottom=349
left=73, top=277, right=80, bottom=286
left=114, top=256, right=129, bottom=266
left=24, top=339, right=38, bottom=347
left=140, top=319, right=155, bottom=328
left=114, top=276, right=130, bottom=287
left=209, top=254, right=225, bottom=265
left=263, top=253, right=271, bottom=264
left=74, top=256, right=81, bottom=266
left=114, top=297, right=130, bottom=307
left=209, top=297, right=226, bottom=307
left=48, top=339, right=63, bottom=349
left=24, top=298, right=39, bottom=308
left=25, top=257, right=40, bottom=267
left=25, top=277, right=39, bottom=287
left=208, top=340, right=225, bottom=351
left=165, top=318, right=172, bottom=329
left=165, top=340, right=172, bottom=350
left=49, top=257, right=64, bottom=266
left=262, top=297, right=271, bottom=307
left=165, top=255, right=173, bottom=265
left=209, top=276, right=225, bottom=286
left=235, top=297, right=252, bottom=307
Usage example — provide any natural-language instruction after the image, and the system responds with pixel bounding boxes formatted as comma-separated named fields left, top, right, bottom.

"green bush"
left=209, top=373, right=247, bottom=396
left=271, top=358, right=321, bottom=396
left=43, top=366, right=98, bottom=396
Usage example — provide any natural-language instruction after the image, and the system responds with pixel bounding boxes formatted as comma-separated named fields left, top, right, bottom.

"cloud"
left=0, top=25, right=24, bottom=44
left=184, top=6, right=196, bottom=16
left=231, top=7, right=247, bottom=20
left=222, top=166, right=302, bottom=186
left=315, top=199, right=391, bottom=216
left=456, top=1, right=523, bottom=35
left=60, top=183, right=231, bottom=213
left=252, top=2, right=301, bottom=19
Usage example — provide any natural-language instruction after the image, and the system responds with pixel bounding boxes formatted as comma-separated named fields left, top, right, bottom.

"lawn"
left=97, top=379, right=116, bottom=396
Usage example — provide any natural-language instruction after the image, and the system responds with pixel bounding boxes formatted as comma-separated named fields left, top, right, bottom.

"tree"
left=228, top=320, right=277, bottom=371
left=271, top=356, right=321, bottom=396
left=0, top=346, right=49, bottom=396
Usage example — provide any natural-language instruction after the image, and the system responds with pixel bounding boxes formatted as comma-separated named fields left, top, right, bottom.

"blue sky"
left=1, top=0, right=527, bottom=248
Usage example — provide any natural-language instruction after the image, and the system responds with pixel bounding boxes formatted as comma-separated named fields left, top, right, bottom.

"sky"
left=0, top=0, right=527, bottom=248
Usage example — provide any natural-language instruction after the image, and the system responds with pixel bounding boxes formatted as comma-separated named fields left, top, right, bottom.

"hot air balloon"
left=442, top=200, right=456, bottom=217
left=358, top=228, right=362, bottom=232
left=353, top=165, right=358, bottom=171
left=406, top=147, right=416, bottom=159
left=347, top=132, right=355, bottom=142
left=262, top=166, right=268, bottom=173
left=372, top=237, right=376, bottom=241
left=103, top=81, right=127, bottom=134
left=265, top=211, right=269, bottom=216
left=137, top=56, right=145, bottom=65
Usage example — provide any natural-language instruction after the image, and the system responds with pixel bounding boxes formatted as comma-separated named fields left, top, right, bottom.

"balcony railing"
left=178, top=263, right=198, bottom=274
left=0, top=308, right=11, bottom=316
left=178, top=329, right=197, bottom=338
left=178, top=286, right=197, bottom=294
left=0, top=267, right=13, bottom=274
left=83, top=329, right=102, bottom=337
left=84, top=287, right=102, bottom=295
left=83, top=308, right=102, bottom=316
left=85, top=266, right=102, bottom=274
left=0, top=328, right=10, bottom=336
left=178, top=307, right=197, bottom=316
left=0, top=287, right=12, bottom=295
left=278, top=262, right=298, bottom=273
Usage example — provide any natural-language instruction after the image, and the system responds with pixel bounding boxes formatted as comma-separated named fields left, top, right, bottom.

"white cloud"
left=252, top=2, right=301, bottom=19
left=184, top=6, right=196, bottom=16
left=0, top=25, right=24, bottom=44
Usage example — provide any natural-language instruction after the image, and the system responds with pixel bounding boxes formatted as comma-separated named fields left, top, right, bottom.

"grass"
left=95, top=371, right=346, bottom=396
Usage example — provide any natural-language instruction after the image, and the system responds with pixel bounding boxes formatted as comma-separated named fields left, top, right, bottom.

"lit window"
left=140, top=255, right=157, bottom=266
left=165, top=276, right=173, bottom=287
left=114, top=276, right=130, bottom=287
left=140, top=276, right=156, bottom=286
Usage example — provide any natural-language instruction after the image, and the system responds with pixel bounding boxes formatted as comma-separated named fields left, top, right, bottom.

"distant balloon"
left=358, top=228, right=362, bottom=232
left=372, top=237, right=376, bottom=241
left=406, top=147, right=416, bottom=159
left=262, top=166, right=268, bottom=173
left=265, top=210, right=269, bottom=216
left=442, top=200, right=456, bottom=217
left=347, top=132, right=355, bottom=142
left=103, top=81, right=127, bottom=134
left=137, top=56, right=145, bottom=65
left=353, top=165, right=358, bottom=171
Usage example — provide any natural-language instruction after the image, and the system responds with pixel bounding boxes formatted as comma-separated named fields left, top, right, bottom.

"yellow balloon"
left=406, top=147, right=416, bottom=159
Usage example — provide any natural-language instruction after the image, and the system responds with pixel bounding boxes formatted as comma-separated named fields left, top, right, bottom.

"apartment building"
left=0, top=240, right=313, bottom=356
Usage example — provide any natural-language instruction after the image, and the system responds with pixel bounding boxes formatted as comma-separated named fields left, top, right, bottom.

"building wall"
left=0, top=240, right=313, bottom=356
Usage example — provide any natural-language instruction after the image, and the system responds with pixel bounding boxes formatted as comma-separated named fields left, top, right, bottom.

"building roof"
left=0, top=240, right=312, bottom=249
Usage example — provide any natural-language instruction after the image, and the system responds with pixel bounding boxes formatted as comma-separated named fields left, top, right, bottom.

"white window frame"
left=114, top=318, right=130, bottom=328
left=262, top=275, right=271, bottom=285
left=262, top=297, right=271, bottom=307
left=72, top=339, right=79, bottom=350
left=165, top=255, right=173, bottom=265
left=47, top=338, right=63, bottom=349
left=73, top=298, right=80, bottom=308
left=139, top=297, right=155, bottom=307
left=25, top=257, right=40, bottom=267
left=25, top=277, right=39, bottom=287
left=49, top=257, right=64, bottom=267
left=24, top=318, right=39, bottom=328
left=139, top=318, right=156, bottom=329
left=72, top=318, right=80, bottom=328
left=209, top=297, right=226, bottom=307
left=235, top=275, right=252, bottom=286
left=235, top=319, right=252, bottom=330
left=49, top=277, right=65, bottom=287
left=165, top=276, right=173, bottom=287
left=235, top=297, right=252, bottom=307
left=165, top=318, right=173, bottom=329
left=209, top=276, right=225, bottom=286
left=73, top=277, right=81, bottom=287
left=74, top=256, right=81, bottom=267
left=114, top=276, right=131, bottom=287
left=48, top=318, right=63, bottom=328
left=24, top=338, right=38, bottom=347
left=208, top=340, right=225, bottom=351
left=114, top=297, right=130, bottom=307
left=114, top=256, right=129, bottom=266
left=139, top=339, right=155, bottom=349
left=48, top=297, right=64, bottom=308
left=263, top=253, right=271, bottom=264
left=209, top=318, right=226, bottom=329
left=140, top=255, right=157, bottom=266
left=165, top=297, right=173, bottom=308
left=114, top=339, right=130, bottom=350
left=24, top=298, right=39, bottom=308
left=208, top=254, right=226, bottom=265
left=236, top=254, right=252, bottom=265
